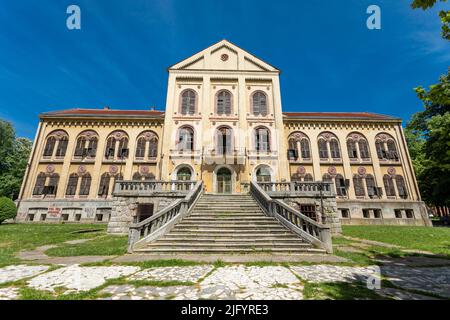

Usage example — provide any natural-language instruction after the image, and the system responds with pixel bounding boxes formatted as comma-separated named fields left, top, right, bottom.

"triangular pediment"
left=169, top=40, right=279, bottom=72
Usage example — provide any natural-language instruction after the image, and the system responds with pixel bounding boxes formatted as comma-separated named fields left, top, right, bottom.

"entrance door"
left=217, top=168, right=232, bottom=193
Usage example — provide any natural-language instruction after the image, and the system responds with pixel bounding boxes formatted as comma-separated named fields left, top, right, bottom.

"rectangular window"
left=40, top=214, right=46, bottom=221
left=373, top=209, right=382, bottom=219
left=95, top=214, right=103, bottom=222
left=75, top=214, right=81, bottom=222
left=394, top=209, right=402, bottom=218
left=61, top=214, right=69, bottom=221
left=340, top=209, right=350, bottom=219
left=405, top=210, right=414, bottom=219
left=27, top=214, right=35, bottom=222
left=362, top=209, right=370, bottom=218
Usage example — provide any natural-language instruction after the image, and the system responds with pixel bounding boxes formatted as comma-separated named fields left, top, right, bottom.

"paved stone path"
left=0, top=265, right=50, bottom=284
left=129, top=265, right=214, bottom=283
left=0, top=263, right=447, bottom=299
left=0, top=287, right=19, bottom=300
left=28, top=265, right=140, bottom=293
left=381, top=266, right=450, bottom=298
left=290, top=265, right=380, bottom=283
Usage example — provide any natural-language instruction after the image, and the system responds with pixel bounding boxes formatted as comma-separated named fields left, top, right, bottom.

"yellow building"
left=16, top=40, right=429, bottom=226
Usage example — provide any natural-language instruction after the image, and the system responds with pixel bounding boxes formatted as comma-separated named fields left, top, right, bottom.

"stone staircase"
left=135, top=193, right=325, bottom=254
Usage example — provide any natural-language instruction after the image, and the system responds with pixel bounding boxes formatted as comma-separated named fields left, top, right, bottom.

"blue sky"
left=0, top=0, right=449, bottom=139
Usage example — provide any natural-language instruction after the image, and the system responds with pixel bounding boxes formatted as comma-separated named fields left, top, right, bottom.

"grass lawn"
left=45, top=235, right=128, bottom=257
left=342, top=225, right=450, bottom=257
left=0, top=223, right=106, bottom=266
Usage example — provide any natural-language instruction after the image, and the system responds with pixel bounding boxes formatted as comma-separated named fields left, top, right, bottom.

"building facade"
left=16, top=40, right=429, bottom=226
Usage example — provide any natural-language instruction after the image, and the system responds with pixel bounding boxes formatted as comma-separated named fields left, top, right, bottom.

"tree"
left=0, top=119, right=32, bottom=200
left=406, top=70, right=450, bottom=206
left=411, top=0, right=450, bottom=40
left=0, top=196, right=17, bottom=224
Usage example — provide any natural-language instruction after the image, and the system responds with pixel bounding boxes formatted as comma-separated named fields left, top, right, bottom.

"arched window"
left=105, top=137, right=116, bottom=159
left=98, top=173, right=110, bottom=196
left=55, top=136, right=68, bottom=157
left=335, top=174, right=346, bottom=196
left=255, top=127, right=270, bottom=152
left=387, top=140, right=398, bottom=160
left=79, top=174, right=91, bottom=196
left=375, top=133, right=398, bottom=161
left=322, top=173, right=332, bottom=182
left=216, top=90, right=232, bottom=115
left=65, top=173, right=79, bottom=196
left=74, top=131, right=98, bottom=158
left=74, top=137, right=87, bottom=157
left=347, top=139, right=358, bottom=159
left=33, top=173, right=47, bottom=195
left=359, top=140, right=370, bottom=159
left=395, top=175, right=408, bottom=199
left=177, top=127, right=194, bottom=151
left=304, top=173, right=314, bottom=182
left=148, top=137, right=158, bottom=158
left=117, top=138, right=128, bottom=159
left=43, top=137, right=56, bottom=157
left=291, top=173, right=302, bottom=182
left=256, top=166, right=271, bottom=182
left=133, top=172, right=142, bottom=181
left=252, top=91, right=268, bottom=116
left=383, top=174, right=396, bottom=196
left=365, top=174, right=377, bottom=197
left=300, top=139, right=311, bottom=159
left=135, top=137, right=146, bottom=158
left=177, top=167, right=192, bottom=181
left=375, top=140, right=385, bottom=159
left=353, top=175, right=365, bottom=197
left=180, top=90, right=196, bottom=115
left=318, top=139, right=328, bottom=158
left=217, top=127, right=232, bottom=155
left=330, top=139, right=341, bottom=158
left=87, top=137, right=98, bottom=158
left=47, top=174, right=59, bottom=195
left=144, top=173, right=155, bottom=181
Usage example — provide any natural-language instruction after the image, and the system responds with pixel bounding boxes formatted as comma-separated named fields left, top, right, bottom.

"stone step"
left=167, top=231, right=294, bottom=236
left=157, top=238, right=307, bottom=244
left=174, top=223, right=283, bottom=228
left=135, top=247, right=326, bottom=254
left=186, top=216, right=275, bottom=221
left=146, top=242, right=311, bottom=248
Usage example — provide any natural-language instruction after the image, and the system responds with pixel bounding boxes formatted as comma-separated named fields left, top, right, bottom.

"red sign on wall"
left=48, top=207, right=61, bottom=217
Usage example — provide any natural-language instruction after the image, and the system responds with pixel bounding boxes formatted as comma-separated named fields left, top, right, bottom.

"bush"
left=0, top=197, right=17, bottom=224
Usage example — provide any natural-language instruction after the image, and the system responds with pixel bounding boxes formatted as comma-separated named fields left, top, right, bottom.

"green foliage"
left=0, top=119, right=32, bottom=199
left=0, top=196, right=17, bottom=224
left=411, top=0, right=450, bottom=40
left=45, top=235, right=128, bottom=257
left=406, top=71, right=450, bottom=206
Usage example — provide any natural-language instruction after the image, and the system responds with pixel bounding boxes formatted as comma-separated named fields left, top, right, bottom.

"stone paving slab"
left=100, top=284, right=199, bottom=300
left=129, top=265, right=214, bottom=283
left=381, top=266, right=450, bottom=298
left=0, top=287, right=19, bottom=300
left=290, top=265, right=380, bottom=283
left=376, top=287, right=438, bottom=300
left=28, top=265, right=140, bottom=292
left=375, top=256, right=450, bottom=267
left=0, top=265, right=50, bottom=284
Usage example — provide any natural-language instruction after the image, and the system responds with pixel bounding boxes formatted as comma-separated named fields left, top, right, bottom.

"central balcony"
left=257, top=182, right=335, bottom=198
left=113, top=180, right=197, bottom=197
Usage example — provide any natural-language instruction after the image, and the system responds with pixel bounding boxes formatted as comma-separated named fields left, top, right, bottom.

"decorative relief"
left=357, top=166, right=367, bottom=176
left=387, top=167, right=396, bottom=176
left=297, top=166, right=306, bottom=175
left=221, top=54, right=229, bottom=61
left=328, top=166, right=337, bottom=176
left=109, top=165, right=119, bottom=175
left=77, top=165, right=87, bottom=175
left=140, top=165, right=150, bottom=175
left=46, top=164, right=55, bottom=174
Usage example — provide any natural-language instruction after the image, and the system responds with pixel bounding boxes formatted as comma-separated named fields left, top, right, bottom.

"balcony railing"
left=250, top=181, right=332, bottom=253
left=113, top=180, right=197, bottom=197
left=257, top=182, right=335, bottom=197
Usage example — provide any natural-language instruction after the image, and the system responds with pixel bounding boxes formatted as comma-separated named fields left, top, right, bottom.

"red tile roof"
left=283, top=112, right=399, bottom=121
left=40, top=108, right=165, bottom=118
